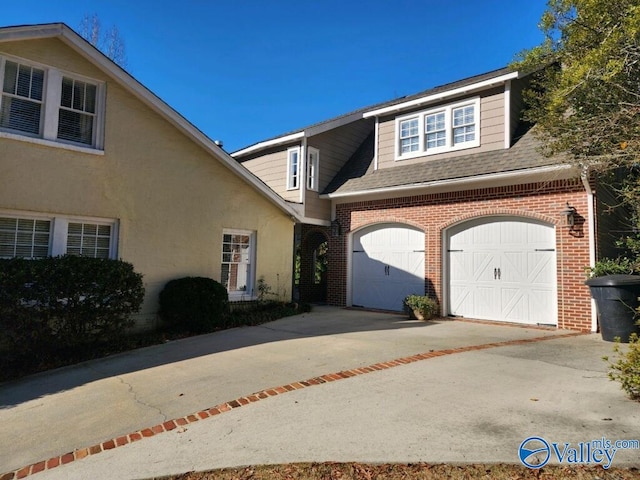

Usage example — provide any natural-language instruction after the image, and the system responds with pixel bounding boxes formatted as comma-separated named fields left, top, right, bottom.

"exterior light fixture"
left=331, top=219, right=341, bottom=237
left=561, top=202, right=576, bottom=229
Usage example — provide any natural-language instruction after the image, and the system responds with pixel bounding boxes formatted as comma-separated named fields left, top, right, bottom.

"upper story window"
left=287, top=147, right=300, bottom=190
left=0, top=60, right=44, bottom=136
left=396, top=97, right=480, bottom=160
left=306, top=147, right=319, bottom=191
left=0, top=55, right=105, bottom=151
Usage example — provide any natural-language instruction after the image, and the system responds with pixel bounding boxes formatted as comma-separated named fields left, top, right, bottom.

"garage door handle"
left=494, top=268, right=501, bottom=280
left=384, top=265, right=390, bottom=276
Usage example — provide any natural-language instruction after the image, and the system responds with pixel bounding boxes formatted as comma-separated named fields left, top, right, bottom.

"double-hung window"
left=0, top=55, right=104, bottom=150
left=0, top=60, right=44, bottom=136
left=221, top=230, right=256, bottom=298
left=0, top=213, right=117, bottom=259
left=306, top=147, right=319, bottom=191
left=399, top=117, right=419, bottom=154
left=287, top=147, right=300, bottom=190
left=396, top=97, right=480, bottom=159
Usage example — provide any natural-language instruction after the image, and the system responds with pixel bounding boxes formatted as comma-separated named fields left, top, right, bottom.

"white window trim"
left=0, top=210, right=118, bottom=259
left=0, top=54, right=106, bottom=151
left=221, top=228, right=257, bottom=300
left=395, top=97, right=481, bottom=161
left=286, top=146, right=300, bottom=190
left=306, top=147, right=320, bottom=191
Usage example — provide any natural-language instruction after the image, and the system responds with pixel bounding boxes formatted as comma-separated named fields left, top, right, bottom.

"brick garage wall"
left=328, top=179, right=593, bottom=331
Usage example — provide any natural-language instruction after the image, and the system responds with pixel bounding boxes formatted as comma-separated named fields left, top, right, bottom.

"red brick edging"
left=0, top=330, right=584, bottom=479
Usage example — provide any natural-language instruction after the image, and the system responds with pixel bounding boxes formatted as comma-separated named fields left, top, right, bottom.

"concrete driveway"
left=1, top=306, right=638, bottom=479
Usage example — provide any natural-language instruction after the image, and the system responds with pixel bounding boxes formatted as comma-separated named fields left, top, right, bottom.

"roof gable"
left=0, top=23, right=302, bottom=222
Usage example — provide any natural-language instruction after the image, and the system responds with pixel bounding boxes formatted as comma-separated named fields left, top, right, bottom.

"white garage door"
left=352, top=224, right=425, bottom=311
left=448, top=217, right=557, bottom=325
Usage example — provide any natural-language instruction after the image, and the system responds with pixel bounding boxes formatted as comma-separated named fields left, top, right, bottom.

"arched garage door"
left=352, top=224, right=425, bottom=311
left=448, top=217, right=557, bottom=325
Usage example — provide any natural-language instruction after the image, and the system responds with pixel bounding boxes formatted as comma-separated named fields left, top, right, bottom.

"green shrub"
left=159, top=277, right=228, bottom=333
left=604, top=333, right=640, bottom=401
left=0, top=255, right=144, bottom=350
left=587, top=257, right=636, bottom=278
left=403, top=294, right=439, bottom=320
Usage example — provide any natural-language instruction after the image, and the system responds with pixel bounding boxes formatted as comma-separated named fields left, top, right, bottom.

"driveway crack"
left=115, top=375, right=168, bottom=423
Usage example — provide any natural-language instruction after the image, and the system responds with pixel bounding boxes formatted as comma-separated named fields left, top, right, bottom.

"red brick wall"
left=328, top=179, right=593, bottom=331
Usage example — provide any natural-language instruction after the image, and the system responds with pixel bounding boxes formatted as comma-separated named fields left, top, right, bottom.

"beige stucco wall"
left=0, top=38, right=294, bottom=329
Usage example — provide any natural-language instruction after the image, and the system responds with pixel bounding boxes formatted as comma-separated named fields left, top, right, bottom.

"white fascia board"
left=321, top=164, right=578, bottom=202
left=17, top=25, right=305, bottom=223
left=363, top=72, right=519, bottom=118
left=231, top=132, right=305, bottom=157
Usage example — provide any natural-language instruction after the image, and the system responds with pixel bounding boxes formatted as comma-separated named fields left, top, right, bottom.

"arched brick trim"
left=438, top=209, right=558, bottom=232
left=302, top=227, right=330, bottom=245
left=349, top=217, right=426, bottom=234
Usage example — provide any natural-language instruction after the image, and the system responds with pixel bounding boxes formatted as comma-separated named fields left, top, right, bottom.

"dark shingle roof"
left=323, top=127, right=566, bottom=195
left=235, top=66, right=515, bottom=155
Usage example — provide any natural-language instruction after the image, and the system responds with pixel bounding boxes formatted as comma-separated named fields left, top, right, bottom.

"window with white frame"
left=221, top=230, right=255, bottom=298
left=306, top=147, right=319, bottom=191
left=0, top=55, right=104, bottom=149
left=0, top=213, right=117, bottom=259
left=396, top=98, right=480, bottom=159
left=287, top=147, right=300, bottom=190
left=0, top=217, right=51, bottom=258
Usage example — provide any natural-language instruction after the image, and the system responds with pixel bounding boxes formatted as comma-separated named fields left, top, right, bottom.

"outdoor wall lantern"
left=331, top=219, right=341, bottom=237
left=561, top=202, right=577, bottom=230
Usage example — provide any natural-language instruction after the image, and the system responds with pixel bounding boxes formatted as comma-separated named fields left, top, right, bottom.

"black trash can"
left=585, top=274, right=640, bottom=342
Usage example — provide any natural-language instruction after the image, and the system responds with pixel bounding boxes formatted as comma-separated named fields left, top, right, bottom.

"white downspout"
left=581, top=169, right=598, bottom=332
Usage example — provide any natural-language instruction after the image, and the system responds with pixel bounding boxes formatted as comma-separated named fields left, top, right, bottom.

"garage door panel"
left=448, top=217, right=557, bottom=325
left=352, top=224, right=425, bottom=311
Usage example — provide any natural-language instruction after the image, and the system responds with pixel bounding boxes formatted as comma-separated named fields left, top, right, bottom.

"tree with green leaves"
left=79, top=14, right=127, bottom=69
left=516, top=1, right=640, bottom=260
left=515, top=0, right=640, bottom=166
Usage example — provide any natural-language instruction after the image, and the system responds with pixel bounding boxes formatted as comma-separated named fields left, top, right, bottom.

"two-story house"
left=0, top=23, right=302, bottom=329
left=234, top=67, right=612, bottom=332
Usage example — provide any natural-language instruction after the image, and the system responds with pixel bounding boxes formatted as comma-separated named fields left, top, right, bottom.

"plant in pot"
left=403, top=294, right=439, bottom=321
left=585, top=257, right=640, bottom=343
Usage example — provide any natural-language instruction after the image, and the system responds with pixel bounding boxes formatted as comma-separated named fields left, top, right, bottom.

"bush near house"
left=403, top=294, right=439, bottom=320
left=159, top=276, right=229, bottom=333
left=0, top=256, right=144, bottom=377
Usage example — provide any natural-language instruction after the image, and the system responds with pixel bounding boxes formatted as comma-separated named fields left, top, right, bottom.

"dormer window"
left=395, top=97, right=480, bottom=160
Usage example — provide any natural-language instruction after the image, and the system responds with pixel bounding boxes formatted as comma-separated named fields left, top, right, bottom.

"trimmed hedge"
left=0, top=255, right=144, bottom=352
left=159, top=277, right=229, bottom=333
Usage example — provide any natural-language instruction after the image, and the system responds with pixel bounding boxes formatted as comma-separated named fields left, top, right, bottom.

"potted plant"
left=585, top=257, right=640, bottom=342
left=403, top=294, right=439, bottom=321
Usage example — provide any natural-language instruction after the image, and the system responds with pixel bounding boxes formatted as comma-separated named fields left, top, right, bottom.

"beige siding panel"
left=377, top=89, right=506, bottom=169
left=305, top=192, right=331, bottom=220
left=0, top=39, right=294, bottom=327
left=309, top=119, right=373, bottom=192
left=238, top=145, right=301, bottom=202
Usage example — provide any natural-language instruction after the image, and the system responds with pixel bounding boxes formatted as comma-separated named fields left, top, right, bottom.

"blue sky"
left=2, top=1, right=548, bottom=152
